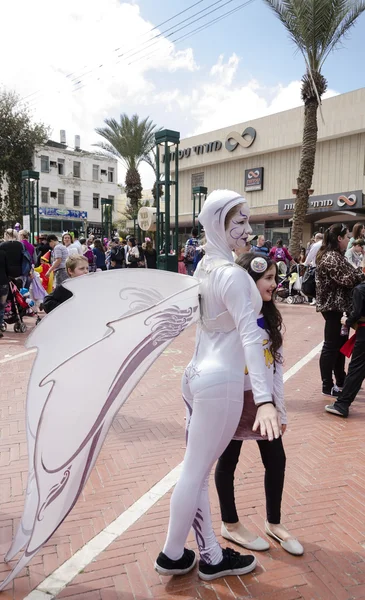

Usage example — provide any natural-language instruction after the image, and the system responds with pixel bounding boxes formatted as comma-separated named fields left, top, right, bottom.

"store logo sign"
left=225, top=127, right=256, bottom=152
left=245, top=167, right=264, bottom=192
left=337, top=194, right=357, bottom=207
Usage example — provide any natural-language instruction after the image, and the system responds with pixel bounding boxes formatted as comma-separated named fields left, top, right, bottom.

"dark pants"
left=215, top=437, right=286, bottom=525
left=0, top=283, right=8, bottom=327
left=320, top=311, right=347, bottom=391
left=333, top=326, right=365, bottom=416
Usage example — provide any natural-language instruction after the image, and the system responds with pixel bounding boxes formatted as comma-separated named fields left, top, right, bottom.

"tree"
left=0, top=91, right=49, bottom=228
left=263, top=0, right=365, bottom=256
left=94, top=114, right=160, bottom=214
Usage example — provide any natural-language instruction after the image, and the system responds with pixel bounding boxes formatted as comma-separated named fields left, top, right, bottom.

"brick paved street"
left=0, top=304, right=364, bottom=599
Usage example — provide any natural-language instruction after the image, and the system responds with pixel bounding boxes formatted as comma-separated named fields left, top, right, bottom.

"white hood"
left=198, top=189, right=246, bottom=262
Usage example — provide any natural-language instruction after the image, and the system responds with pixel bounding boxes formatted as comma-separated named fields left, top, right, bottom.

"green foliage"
left=125, top=166, right=142, bottom=214
left=0, top=90, right=49, bottom=227
left=263, top=0, right=365, bottom=72
left=94, top=113, right=159, bottom=171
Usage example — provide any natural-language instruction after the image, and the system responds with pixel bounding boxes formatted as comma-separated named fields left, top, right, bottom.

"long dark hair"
left=93, top=239, right=105, bottom=254
left=352, top=222, right=364, bottom=240
left=316, top=223, right=348, bottom=264
left=236, top=252, right=283, bottom=363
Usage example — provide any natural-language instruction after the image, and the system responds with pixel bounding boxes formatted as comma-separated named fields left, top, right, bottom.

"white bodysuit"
left=162, top=190, right=274, bottom=565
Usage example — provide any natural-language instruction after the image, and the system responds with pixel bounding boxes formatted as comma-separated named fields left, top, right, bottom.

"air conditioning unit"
left=101, top=169, right=107, bottom=175
left=50, top=191, right=57, bottom=198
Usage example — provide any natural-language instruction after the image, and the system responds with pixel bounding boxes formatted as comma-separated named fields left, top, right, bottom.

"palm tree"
left=94, top=114, right=159, bottom=217
left=263, top=0, right=365, bottom=256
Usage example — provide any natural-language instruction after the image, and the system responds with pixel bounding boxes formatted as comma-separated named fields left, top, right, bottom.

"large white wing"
left=1, top=270, right=199, bottom=589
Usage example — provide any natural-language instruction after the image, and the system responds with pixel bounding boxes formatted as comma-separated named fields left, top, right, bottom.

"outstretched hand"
left=253, top=403, right=281, bottom=441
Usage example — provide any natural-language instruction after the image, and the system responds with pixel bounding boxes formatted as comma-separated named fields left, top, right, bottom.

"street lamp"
left=155, top=129, right=180, bottom=272
left=192, top=186, right=208, bottom=236
left=21, top=170, right=39, bottom=245
left=101, top=198, right=113, bottom=240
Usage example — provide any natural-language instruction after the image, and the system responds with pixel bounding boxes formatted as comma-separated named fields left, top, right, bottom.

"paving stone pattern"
left=0, top=304, right=364, bottom=599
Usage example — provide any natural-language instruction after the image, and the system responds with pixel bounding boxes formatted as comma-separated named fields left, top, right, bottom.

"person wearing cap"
left=35, top=234, right=50, bottom=267
left=34, top=251, right=54, bottom=293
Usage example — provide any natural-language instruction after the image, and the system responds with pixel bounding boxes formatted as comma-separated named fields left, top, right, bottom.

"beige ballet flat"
left=265, top=521, right=304, bottom=556
left=221, top=523, right=270, bottom=552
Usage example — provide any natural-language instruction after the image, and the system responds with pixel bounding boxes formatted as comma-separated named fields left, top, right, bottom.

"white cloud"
left=210, top=53, right=240, bottom=86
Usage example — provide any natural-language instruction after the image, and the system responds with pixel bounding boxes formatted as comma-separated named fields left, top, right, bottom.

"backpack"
left=185, top=241, right=197, bottom=263
left=274, top=247, right=286, bottom=262
left=113, top=246, right=125, bottom=264
left=21, top=246, right=33, bottom=277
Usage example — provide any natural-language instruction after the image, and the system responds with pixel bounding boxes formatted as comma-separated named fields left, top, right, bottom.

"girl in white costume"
left=155, top=190, right=281, bottom=581
left=215, top=253, right=304, bottom=557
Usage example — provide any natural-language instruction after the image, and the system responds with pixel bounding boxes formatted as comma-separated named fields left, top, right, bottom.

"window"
left=50, top=161, right=57, bottom=168
left=92, top=164, right=99, bottom=181
left=108, top=167, right=114, bottom=183
left=93, top=194, right=99, bottom=210
left=101, top=169, right=107, bottom=176
left=41, top=155, right=49, bottom=172
left=58, top=159, right=65, bottom=175
left=108, top=195, right=115, bottom=210
left=73, top=161, right=81, bottom=178
left=74, top=191, right=80, bottom=207
left=41, top=187, right=49, bottom=203
left=50, top=191, right=57, bottom=199
left=58, top=189, right=65, bottom=205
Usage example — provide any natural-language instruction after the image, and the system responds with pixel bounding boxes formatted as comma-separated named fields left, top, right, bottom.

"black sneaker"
left=322, top=386, right=340, bottom=398
left=155, top=548, right=196, bottom=576
left=198, top=547, right=257, bottom=581
left=325, top=403, right=348, bottom=418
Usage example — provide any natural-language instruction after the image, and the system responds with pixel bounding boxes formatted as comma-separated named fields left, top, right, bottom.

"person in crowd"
left=43, top=255, right=89, bottom=313
left=347, top=222, right=364, bottom=250
left=144, top=238, right=157, bottom=269
left=126, top=237, right=139, bottom=268
left=306, top=237, right=315, bottom=256
left=0, top=229, right=23, bottom=280
left=62, top=232, right=78, bottom=257
left=46, top=234, right=69, bottom=287
left=79, top=238, right=88, bottom=255
left=0, top=247, right=8, bottom=339
left=110, top=238, right=125, bottom=269
left=345, top=238, right=365, bottom=269
left=178, top=246, right=187, bottom=274
left=269, top=239, right=293, bottom=268
left=34, top=251, right=53, bottom=293
left=214, top=253, right=303, bottom=556
left=71, top=231, right=83, bottom=255
left=137, top=241, right=146, bottom=268
left=316, top=223, right=365, bottom=398
left=184, top=227, right=200, bottom=276
left=92, top=239, right=107, bottom=271
left=155, top=190, right=281, bottom=581
left=252, top=235, right=269, bottom=256
left=304, top=233, right=323, bottom=267
left=299, top=248, right=307, bottom=264
left=88, top=235, right=95, bottom=249
left=325, top=279, right=365, bottom=418
left=35, top=234, right=50, bottom=267
left=19, top=230, right=36, bottom=263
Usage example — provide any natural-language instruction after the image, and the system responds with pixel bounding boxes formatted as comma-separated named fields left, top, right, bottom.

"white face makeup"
left=225, top=203, right=252, bottom=251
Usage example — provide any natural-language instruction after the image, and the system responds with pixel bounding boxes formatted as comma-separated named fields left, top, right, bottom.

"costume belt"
left=340, top=323, right=365, bottom=358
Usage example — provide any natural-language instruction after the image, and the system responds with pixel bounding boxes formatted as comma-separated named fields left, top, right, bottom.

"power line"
left=128, top=0, right=255, bottom=68
left=21, top=0, right=208, bottom=104
left=26, top=0, right=246, bottom=108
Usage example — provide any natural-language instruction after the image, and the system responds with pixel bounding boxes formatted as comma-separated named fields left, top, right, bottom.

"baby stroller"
left=276, top=264, right=306, bottom=304
left=1, top=280, right=41, bottom=333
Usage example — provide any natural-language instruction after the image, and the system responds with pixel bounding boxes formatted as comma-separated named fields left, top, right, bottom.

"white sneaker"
left=309, top=299, right=316, bottom=306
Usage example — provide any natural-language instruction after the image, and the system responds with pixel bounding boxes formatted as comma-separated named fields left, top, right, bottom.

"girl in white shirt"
left=215, top=253, right=303, bottom=557
left=155, top=190, right=281, bottom=581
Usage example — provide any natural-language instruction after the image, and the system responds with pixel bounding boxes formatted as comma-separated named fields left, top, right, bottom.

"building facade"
left=33, top=137, right=119, bottom=237
left=168, top=88, right=365, bottom=246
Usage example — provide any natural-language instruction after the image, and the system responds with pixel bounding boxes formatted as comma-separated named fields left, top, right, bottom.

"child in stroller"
left=276, top=263, right=307, bottom=304
left=1, top=279, right=41, bottom=333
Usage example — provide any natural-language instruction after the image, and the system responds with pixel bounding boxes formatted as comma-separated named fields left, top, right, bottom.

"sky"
left=1, top=0, right=365, bottom=189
